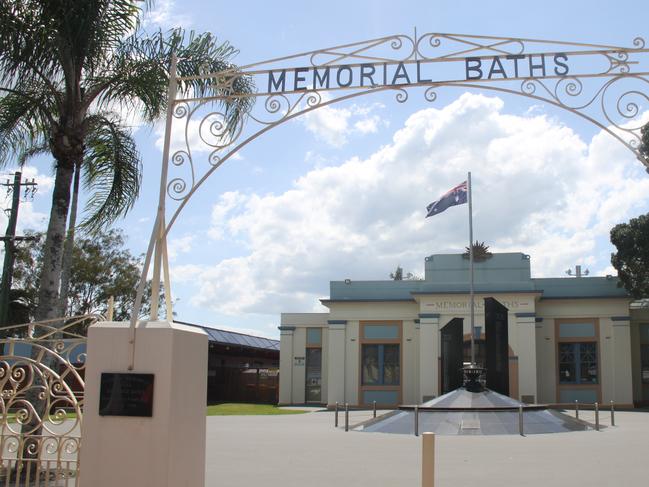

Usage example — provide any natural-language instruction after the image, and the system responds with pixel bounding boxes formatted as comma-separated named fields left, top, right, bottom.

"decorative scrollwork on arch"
left=160, top=32, right=649, bottom=238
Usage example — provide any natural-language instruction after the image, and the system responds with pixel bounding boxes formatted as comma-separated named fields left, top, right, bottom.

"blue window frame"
left=559, top=342, right=598, bottom=384
left=361, top=344, right=399, bottom=386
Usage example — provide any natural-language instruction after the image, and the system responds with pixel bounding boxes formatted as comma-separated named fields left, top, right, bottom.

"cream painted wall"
left=402, top=319, right=418, bottom=404
left=611, top=319, right=633, bottom=404
left=600, top=318, right=615, bottom=402
left=515, top=315, right=537, bottom=402
left=291, top=327, right=306, bottom=403
left=345, top=320, right=359, bottom=405
left=278, top=329, right=294, bottom=404
left=327, top=301, right=418, bottom=321
left=279, top=313, right=328, bottom=405
left=327, top=324, right=346, bottom=406
left=321, top=327, right=329, bottom=404
left=535, top=319, right=556, bottom=404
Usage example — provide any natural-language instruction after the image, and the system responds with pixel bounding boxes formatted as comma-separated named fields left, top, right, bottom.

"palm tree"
left=0, top=0, right=254, bottom=323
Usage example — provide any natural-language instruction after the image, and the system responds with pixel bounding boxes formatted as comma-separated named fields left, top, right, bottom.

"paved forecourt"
left=205, top=409, right=649, bottom=487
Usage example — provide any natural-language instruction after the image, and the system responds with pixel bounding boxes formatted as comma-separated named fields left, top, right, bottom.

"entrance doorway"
left=441, top=318, right=463, bottom=394
left=305, top=348, right=322, bottom=403
left=485, top=297, right=509, bottom=396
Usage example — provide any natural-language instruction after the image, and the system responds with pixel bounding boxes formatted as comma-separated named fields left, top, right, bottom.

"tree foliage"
left=10, top=229, right=162, bottom=322
left=610, top=213, right=649, bottom=299
left=389, top=265, right=421, bottom=280
left=640, top=124, right=649, bottom=164
left=0, top=0, right=254, bottom=321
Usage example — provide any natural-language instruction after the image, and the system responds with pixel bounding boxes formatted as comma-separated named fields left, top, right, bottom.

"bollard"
left=575, top=400, right=579, bottom=419
left=595, top=402, right=599, bottom=431
left=422, top=432, right=435, bottom=487
left=345, top=403, right=349, bottom=432
left=414, top=406, right=419, bottom=437
left=335, top=402, right=339, bottom=428
left=610, top=400, right=615, bottom=427
left=518, top=405, right=524, bottom=436
left=373, top=401, right=377, bottom=418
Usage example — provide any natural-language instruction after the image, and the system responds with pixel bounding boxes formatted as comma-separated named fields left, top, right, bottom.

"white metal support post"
left=128, top=54, right=178, bottom=370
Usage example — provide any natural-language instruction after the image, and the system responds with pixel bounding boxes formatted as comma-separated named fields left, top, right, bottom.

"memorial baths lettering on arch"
left=266, top=54, right=571, bottom=94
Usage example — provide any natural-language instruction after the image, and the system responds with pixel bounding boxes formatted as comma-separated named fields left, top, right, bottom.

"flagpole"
left=468, top=171, right=475, bottom=365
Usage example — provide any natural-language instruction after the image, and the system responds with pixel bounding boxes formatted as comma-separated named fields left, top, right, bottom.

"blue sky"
left=8, top=0, right=649, bottom=338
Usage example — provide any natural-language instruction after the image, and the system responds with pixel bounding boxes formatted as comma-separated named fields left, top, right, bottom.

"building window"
left=555, top=318, right=600, bottom=403
left=559, top=342, right=598, bottom=384
left=305, top=348, right=322, bottom=403
left=306, top=328, right=322, bottom=346
left=361, top=344, right=400, bottom=386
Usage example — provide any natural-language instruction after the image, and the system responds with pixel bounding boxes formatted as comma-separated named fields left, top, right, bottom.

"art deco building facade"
left=278, top=253, right=649, bottom=408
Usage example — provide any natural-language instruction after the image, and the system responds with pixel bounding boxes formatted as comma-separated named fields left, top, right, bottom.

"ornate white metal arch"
left=127, top=32, right=649, bottom=368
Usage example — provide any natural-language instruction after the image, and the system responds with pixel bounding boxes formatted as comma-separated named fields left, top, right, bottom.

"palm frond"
left=0, top=1, right=61, bottom=84
left=81, top=114, right=142, bottom=233
left=0, top=90, right=52, bottom=165
left=88, top=28, right=255, bottom=132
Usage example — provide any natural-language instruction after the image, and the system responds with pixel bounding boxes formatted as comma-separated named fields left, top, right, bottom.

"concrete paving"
left=205, top=409, right=649, bottom=486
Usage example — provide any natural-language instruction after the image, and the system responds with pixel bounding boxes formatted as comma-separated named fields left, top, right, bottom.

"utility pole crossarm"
left=0, top=172, right=39, bottom=328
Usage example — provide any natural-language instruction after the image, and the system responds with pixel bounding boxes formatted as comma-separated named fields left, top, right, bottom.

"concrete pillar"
left=327, top=321, right=347, bottom=406
left=81, top=321, right=208, bottom=487
left=419, top=314, right=440, bottom=402
left=279, top=326, right=295, bottom=405
left=612, top=317, right=634, bottom=405
left=515, top=313, right=537, bottom=403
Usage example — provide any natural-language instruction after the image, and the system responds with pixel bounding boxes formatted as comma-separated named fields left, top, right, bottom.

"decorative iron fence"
left=0, top=315, right=97, bottom=486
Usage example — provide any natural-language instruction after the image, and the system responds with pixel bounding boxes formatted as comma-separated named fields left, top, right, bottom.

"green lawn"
left=206, top=403, right=308, bottom=416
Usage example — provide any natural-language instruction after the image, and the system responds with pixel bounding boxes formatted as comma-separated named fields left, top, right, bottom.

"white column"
left=612, top=317, right=634, bottom=405
left=278, top=326, right=295, bottom=405
left=515, top=313, right=537, bottom=403
left=81, top=321, right=207, bottom=487
left=327, top=321, right=347, bottom=406
left=419, top=314, right=440, bottom=403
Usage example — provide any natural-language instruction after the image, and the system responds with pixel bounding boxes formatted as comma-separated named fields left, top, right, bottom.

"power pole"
left=0, top=172, right=38, bottom=327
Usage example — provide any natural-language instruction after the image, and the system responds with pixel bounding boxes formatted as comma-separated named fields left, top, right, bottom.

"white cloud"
left=167, top=234, right=194, bottom=261
left=179, top=93, right=649, bottom=315
left=354, top=115, right=380, bottom=134
left=0, top=166, right=53, bottom=234
left=143, top=0, right=191, bottom=29
left=301, top=101, right=387, bottom=147
left=301, top=104, right=352, bottom=147
left=170, top=263, right=203, bottom=283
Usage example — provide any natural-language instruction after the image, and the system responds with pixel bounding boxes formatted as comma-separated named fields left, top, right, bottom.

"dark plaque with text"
left=99, top=373, right=154, bottom=417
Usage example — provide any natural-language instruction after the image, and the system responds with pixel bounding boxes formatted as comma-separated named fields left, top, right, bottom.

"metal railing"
left=553, top=400, right=618, bottom=431
left=333, top=401, right=386, bottom=431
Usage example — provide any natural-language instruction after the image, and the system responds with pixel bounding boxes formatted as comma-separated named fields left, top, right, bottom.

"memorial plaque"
left=99, top=373, right=154, bottom=417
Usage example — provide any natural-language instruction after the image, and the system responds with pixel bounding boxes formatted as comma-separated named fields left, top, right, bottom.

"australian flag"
left=426, top=181, right=468, bottom=218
